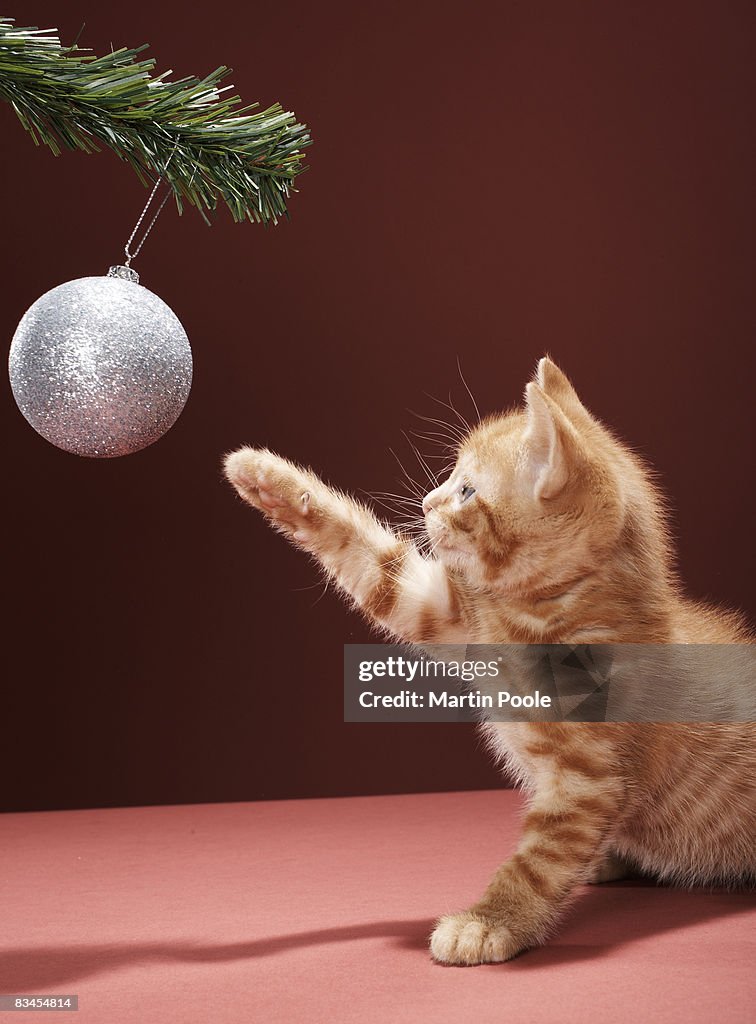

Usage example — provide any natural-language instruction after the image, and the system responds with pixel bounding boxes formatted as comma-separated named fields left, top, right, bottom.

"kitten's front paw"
left=430, top=911, right=521, bottom=966
left=224, top=448, right=316, bottom=541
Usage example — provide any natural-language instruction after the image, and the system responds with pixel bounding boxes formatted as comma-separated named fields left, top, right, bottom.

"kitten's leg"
left=586, top=851, right=630, bottom=884
left=225, top=448, right=463, bottom=642
left=430, top=731, right=622, bottom=965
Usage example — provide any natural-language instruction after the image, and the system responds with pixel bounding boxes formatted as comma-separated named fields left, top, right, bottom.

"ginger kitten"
left=224, top=357, right=755, bottom=965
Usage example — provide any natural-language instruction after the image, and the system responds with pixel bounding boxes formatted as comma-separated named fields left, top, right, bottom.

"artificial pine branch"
left=0, top=16, right=311, bottom=224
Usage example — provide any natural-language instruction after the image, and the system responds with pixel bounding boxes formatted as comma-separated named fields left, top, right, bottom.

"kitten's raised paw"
left=224, top=448, right=315, bottom=538
left=430, top=911, right=521, bottom=966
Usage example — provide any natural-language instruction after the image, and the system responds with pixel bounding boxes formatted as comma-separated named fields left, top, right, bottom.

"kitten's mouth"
left=430, top=536, right=467, bottom=563
left=425, top=521, right=449, bottom=552
left=425, top=517, right=466, bottom=561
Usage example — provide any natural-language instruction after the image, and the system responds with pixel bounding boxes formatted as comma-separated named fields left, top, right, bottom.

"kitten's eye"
left=460, top=484, right=476, bottom=503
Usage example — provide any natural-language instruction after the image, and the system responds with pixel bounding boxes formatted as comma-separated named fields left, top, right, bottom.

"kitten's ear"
left=523, top=382, right=584, bottom=500
left=536, top=356, right=592, bottom=426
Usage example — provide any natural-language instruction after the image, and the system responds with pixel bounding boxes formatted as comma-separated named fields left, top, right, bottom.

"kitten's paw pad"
left=256, top=484, right=287, bottom=511
left=224, top=449, right=268, bottom=504
left=225, top=449, right=313, bottom=524
left=430, top=911, right=519, bottom=965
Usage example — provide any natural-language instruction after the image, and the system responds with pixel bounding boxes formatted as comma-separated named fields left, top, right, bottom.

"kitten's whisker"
left=401, top=429, right=439, bottom=491
left=292, top=576, right=333, bottom=608
left=425, top=535, right=443, bottom=559
left=373, top=503, right=419, bottom=516
left=456, top=356, right=482, bottom=424
left=409, top=405, right=466, bottom=434
left=423, top=390, right=471, bottom=433
left=309, top=577, right=333, bottom=607
left=407, top=429, right=458, bottom=462
left=357, top=489, right=418, bottom=523
left=408, top=408, right=466, bottom=445
left=409, top=428, right=456, bottom=447
left=447, top=391, right=471, bottom=432
left=370, top=489, right=422, bottom=505
left=388, top=447, right=427, bottom=501
left=400, top=517, right=427, bottom=531
left=371, top=502, right=421, bottom=523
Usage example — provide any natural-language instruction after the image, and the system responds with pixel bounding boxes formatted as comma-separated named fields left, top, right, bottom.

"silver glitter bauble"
left=8, top=266, right=192, bottom=457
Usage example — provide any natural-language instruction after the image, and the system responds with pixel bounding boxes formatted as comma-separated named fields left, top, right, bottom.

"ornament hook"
left=122, top=146, right=179, bottom=268
left=123, top=176, right=173, bottom=267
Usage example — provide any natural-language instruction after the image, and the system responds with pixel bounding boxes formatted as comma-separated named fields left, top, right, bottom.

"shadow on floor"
left=1, top=882, right=753, bottom=988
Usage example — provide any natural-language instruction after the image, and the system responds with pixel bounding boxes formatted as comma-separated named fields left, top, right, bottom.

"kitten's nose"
left=423, top=488, right=440, bottom=514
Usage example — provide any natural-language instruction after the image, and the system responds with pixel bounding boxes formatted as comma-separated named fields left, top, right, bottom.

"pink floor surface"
left=1, top=789, right=754, bottom=1023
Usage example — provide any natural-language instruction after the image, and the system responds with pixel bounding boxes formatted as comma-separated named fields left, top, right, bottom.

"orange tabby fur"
left=224, top=357, right=755, bottom=965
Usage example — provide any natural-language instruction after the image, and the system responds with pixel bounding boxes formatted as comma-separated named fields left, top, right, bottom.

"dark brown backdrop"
left=2, top=2, right=753, bottom=812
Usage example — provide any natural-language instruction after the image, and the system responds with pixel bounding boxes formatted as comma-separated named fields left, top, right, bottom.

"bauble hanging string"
left=8, top=171, right=193, bottom=458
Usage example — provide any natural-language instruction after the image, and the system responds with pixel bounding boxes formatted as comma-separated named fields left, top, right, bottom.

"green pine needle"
left=0, top=16, right=312, bottom=224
